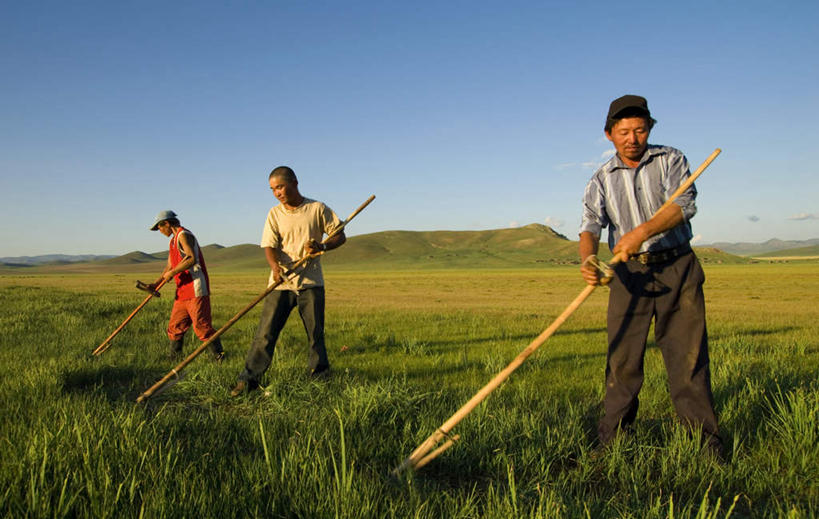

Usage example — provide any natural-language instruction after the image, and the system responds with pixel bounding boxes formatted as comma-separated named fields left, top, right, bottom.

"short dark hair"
left=165, top=217, right=180, bottom=227
left=269, top=166, right=297, bottom=184
left=605, top=108, right=657, bottom=133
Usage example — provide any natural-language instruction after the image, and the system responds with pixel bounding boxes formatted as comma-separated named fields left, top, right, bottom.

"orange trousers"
left=166, top=296, right=216, bottom=342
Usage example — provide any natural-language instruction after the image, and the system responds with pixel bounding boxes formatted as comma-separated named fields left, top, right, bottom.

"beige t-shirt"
left=260, top=198, right=342, bottom=290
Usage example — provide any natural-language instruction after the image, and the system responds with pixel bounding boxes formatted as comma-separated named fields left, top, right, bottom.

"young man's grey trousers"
left=239, top=287, right=329, bottom=383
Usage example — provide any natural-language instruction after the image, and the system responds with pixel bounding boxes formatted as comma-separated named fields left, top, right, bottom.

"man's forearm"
left=264, top=247, right=280, bottom=271
left=579, top=231, right=600, bottom=261
left=156, top=257, right=173, bottom=283
left=614, top=204, right=685, bottom=256
left=161, top=256, right=194, bottom=281
left=638, top=203, right=684, bottom=240
left=173, top=256, right=195, bottom=275
left=323, top=231, right=346, bottom=251
left=579, top=231, right=602, bottom=285
left=167, top=233, right=196, bottom=279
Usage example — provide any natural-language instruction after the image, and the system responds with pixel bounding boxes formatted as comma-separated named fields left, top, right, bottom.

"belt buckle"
left=634, top=248, right=671, bottom=265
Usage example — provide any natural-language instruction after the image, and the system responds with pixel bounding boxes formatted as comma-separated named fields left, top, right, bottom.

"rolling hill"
left=753, top=244, right=819, bottom=258
left=100, top=251, right=163, bottom=265
left=322, top=223, right=585, bottom=269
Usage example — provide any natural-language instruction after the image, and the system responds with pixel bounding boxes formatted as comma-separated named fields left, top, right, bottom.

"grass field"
left=0, top=263, right=816, bottom=518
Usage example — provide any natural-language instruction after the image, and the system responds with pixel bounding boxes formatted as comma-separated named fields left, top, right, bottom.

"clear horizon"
left=2, top=1, right=818, bottom=257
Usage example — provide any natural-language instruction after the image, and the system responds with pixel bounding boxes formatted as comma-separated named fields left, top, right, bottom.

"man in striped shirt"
left=579, top=95, right=721, bottom=457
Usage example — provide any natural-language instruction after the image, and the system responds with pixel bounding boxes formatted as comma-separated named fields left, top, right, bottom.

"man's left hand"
left=305, top=239, right=325, bottom=255
left=613, top=226, right=648, bottom=258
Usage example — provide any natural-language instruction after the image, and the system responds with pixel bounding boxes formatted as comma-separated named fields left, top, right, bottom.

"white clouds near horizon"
left=788, top=213, right=818, bottom=221
left=544, top=216, right=564, bottom=229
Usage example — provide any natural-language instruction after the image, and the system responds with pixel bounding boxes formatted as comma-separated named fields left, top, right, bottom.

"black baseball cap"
left=606, top=95, right=651, bottom=123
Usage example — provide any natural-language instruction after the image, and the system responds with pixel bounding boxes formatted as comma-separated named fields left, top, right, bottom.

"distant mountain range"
left=0, top=254, right=116, bottom=266
left=702, top=238, right=819, bottom=256
left=752, top=244, right=819, bottom=258
left=2, top=227, right=816, bottom=270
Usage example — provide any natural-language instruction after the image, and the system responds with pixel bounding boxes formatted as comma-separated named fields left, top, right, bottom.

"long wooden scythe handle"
left=393, top=149, right=721, bottom=475
left=136, top=195, right=376, bottom=403
left=92, top=278, right=169, bottom=356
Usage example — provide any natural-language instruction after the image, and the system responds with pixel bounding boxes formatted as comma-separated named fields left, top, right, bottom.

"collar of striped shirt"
left=603, top=145, right=667, bottom=172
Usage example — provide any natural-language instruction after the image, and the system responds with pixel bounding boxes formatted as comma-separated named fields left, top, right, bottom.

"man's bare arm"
left=323, top=230, right=346, bottom=251
left=305, top=230, right=346, bottom=254
left=264, top=247, right=283, bottom=284
left=150, top=253, right=174, bottom=288
left=579, top=231, right=601, bottom=286
left=613, top=204, right=684, bottom=257
left=160, top=232, right=196, bottom=282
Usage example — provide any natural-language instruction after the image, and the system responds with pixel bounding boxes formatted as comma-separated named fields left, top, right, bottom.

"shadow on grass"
left=571, top=365, right=815, bottom=464
left=714, top=364, right=814, bottom=439
left=347, top=327, right=608, bottom=357
left=403, top=422, right=594, bottom=494
left=710, top=325, right=799, bottom=341
left=717, top=362, right=812, bottom=404
left=59, top=365, right=171, bottom=402
left=423, top=327, right=607, bottom=349
left=525, top=350, right=606, bottom=367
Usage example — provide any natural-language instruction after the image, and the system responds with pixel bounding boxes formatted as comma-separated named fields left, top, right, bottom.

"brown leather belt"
left=633, top=244, right=692, bottom=265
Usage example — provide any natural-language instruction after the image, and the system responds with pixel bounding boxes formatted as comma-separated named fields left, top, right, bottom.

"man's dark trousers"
left=239, top=287, right=329, bottom=383
left=598, top=250, right=721, bottom=449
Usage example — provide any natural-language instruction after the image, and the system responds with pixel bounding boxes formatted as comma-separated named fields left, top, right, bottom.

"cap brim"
left=608, top=106, right=650, bottom=121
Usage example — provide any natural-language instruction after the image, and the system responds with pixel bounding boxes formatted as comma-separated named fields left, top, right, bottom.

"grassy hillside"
left=691, top=247, right=749, bottom=265
left=753, top=244, right=819, bottom=258
left=324, top=223, right=584, bottom=269
left=204, top=244, right=266, bottom=269
left=100, top=251, right=162, bottom=265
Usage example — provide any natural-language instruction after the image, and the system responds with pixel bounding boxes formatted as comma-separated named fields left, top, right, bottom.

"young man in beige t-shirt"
left=231, top=166, right=346, bottom=396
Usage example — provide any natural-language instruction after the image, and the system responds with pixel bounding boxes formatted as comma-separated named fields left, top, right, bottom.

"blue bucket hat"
left=150, top=210, right=177, bottom=231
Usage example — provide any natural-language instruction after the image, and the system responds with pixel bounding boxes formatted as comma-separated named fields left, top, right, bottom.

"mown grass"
left=0, top=263, right=816, bottom=518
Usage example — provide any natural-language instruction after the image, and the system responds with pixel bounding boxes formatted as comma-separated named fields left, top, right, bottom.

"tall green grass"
left=0, top=263, right=816, bottom=517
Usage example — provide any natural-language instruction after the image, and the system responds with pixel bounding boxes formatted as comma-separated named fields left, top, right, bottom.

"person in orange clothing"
left=148, top=210, right=224, bottom=360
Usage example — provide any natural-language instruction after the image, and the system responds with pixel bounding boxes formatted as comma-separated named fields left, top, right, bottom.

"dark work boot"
left=169, top=339, right=184, bottom=360
left=230, top=379, right=259, bottom=397
left=208, top=337, right=225, bottom=363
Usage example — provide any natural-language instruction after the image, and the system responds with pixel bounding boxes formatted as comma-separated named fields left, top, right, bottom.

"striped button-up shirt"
left=580, top=144, right=696, bottom=253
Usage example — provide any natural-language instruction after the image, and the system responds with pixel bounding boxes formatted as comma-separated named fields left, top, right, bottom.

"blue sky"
left=1, top=1, right=817, bottom=256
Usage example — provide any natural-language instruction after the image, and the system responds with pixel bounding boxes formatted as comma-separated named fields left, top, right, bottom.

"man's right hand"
left=272, top=266, right=283, bottom=285
left=147, top=277, right=165, bottom=291
left=580, top=255, right=601, bottom=286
